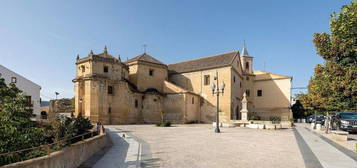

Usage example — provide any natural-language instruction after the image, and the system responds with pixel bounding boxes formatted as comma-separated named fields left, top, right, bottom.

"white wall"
left=0, top=64, right=41, bottom=117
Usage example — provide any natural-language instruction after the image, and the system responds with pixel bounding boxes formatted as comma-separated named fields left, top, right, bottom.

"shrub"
left=269, top=116, right=281, bottom=123
left=73, top=116, right=93, bottom=135
left=163, top=121, right=171, bottom=127
left=269, top=116, right=281, bottom=121
left=185, top=120, right=199, bottom=124
left=156, top=120, right=171, bottom=127
left=250, top=116, right=261, bottom=120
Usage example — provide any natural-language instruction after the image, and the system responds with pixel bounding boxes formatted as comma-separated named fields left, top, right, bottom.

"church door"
left=236, top=106, right=241, bottom=120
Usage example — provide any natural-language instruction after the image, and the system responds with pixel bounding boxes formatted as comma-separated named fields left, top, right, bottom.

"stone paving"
left=94, top=124, right=304, bottom=168
left=91, top=124, right=357, bottom=168
left=294, top=125, right=357, bottom=168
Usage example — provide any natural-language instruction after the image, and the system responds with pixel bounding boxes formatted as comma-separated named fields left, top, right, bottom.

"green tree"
left=0, top=78, right=47, bottom=165
left=305, top=2, right=357, bottom=112
left=291, top=100, right=305, bottom=119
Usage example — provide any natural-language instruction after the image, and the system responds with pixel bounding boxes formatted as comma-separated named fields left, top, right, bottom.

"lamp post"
left=211, top=71, right=225, bottom=133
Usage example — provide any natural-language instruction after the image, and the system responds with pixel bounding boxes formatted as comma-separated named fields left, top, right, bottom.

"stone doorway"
left=235, top=106, right=241, bottom=120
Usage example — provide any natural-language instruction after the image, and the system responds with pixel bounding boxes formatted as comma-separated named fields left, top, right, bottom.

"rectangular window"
left=257, top=90, right=263, bottom=97
left=246, top=90, right=250, bottom=97
left=104, top=66, right=109, bottom=73
left=108, top=107, right=111, bottom=113
left=108, top=86, right=113, bottom=94
left=204, top=75, right=210, bottom=85
left=192, top=97, right=194, bottom=104
left=135, top=99, right=138, bottom=108
left=81, top=65, right=85, bottom=73
left=233, top=76, right=236, bottom=83
left=245, top=62, right=249, bottom=70
left=11, top=77, right=17, bottom=83
left=149, top=69, right=154, bottom=76
left=25, top=96, right=32, bottom=107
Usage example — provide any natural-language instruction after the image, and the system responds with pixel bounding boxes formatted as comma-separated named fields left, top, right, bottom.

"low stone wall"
left=3, top=133, right=110, bottom=168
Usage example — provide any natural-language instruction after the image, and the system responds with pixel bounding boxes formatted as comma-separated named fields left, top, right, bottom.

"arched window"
left=81, top=65, right=85, bottom=73
left=245, top=62, right=249, bottom=70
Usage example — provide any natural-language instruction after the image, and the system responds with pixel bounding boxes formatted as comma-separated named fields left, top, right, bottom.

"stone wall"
left=3, top=134, right=110, bottom=168
left=169, top=66, right=236, bottom=122
left=142, top=94, right=163, bottom=123
left=164, top=94, right=185, bottom=123
left=253, top=78, right=292, bottom=121
left=127, top=61, right=168, bottom=93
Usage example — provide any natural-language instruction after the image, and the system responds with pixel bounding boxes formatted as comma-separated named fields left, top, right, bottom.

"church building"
left=73, top=46, right=292, bottom=124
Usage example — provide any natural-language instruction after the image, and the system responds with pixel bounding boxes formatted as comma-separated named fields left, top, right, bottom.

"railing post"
left=46, top=145, right=51, bottom=155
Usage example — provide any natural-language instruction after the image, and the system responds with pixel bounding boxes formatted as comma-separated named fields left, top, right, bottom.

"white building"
left=0, top=64, right=41, bottom=118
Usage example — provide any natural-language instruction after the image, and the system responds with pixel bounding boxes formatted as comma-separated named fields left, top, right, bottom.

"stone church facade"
left=73, top=46, right=292, bottom=124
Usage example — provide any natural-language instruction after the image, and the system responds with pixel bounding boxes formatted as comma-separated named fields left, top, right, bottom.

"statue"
left=240, top=92, right=249, bottom=121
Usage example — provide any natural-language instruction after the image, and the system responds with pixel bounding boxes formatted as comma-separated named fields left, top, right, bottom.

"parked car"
left=331, top=112, right=357, bottom=132
left=306, top=114, right=325, bottom=124
left=314, top=115, right=325, bottom=125
left=306, top=115, right=315, bottom=123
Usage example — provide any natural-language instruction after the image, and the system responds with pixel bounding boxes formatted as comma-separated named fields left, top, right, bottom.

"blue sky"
left=0, top=0, right=351, bottom=100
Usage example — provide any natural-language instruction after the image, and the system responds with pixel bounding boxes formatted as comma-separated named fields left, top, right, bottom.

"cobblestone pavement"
left=105, top=124, right=305, bottom=168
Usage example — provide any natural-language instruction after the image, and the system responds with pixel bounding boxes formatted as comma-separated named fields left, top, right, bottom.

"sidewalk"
left=294, top=124, right=357, bottom=168
left=92, top=127, right=142, bottom=168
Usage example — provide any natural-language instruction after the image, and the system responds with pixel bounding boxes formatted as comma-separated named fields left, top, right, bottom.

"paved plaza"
left=94, top=125, right=305, bottom=168
left=89, top=124, right=357, bottom=168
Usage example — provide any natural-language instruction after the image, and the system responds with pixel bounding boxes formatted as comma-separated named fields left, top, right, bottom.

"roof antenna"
left=142, top=44, right=147, bottom=53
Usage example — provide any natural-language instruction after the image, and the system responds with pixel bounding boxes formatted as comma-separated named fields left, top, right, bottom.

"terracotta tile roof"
left=125, top=53, right=165, bottom=65
left=168, top=51, right=239, bottom=74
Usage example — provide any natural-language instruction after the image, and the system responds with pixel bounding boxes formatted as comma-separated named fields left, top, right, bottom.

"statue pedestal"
left=240, top=92, right=249, bottom=122
left=241, top=110, right=248, bottom=121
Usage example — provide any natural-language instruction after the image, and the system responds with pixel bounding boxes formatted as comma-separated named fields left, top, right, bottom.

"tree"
left=304, top=2, right=357, bottom=113
left=0, top=78, right=94, bottom=166
left=0, top=78, right=47, bottom=165
left=292, top=100, right=305, bottom=119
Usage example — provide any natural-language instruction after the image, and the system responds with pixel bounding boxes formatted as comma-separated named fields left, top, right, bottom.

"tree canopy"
left=0, top=78, right=46, bottom=154
left=302, top=2, right=357, bottom=112
left=0, top=78, right=93, bottom=166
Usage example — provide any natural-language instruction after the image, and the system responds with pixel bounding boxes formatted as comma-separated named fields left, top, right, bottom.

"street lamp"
left=211, top=71, right=225, bottom=133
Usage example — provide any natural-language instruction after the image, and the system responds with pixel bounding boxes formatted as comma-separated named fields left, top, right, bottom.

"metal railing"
left=0, top=129, right=102, bottom=166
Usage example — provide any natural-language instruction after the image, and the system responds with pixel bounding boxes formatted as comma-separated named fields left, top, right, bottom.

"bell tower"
left=240, top=43, right=253, bottom=74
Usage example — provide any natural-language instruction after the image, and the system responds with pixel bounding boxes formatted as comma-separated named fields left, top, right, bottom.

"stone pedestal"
left=240, top=93, right=249, bottom=121
left=241, top=111, right=248, bottom=121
